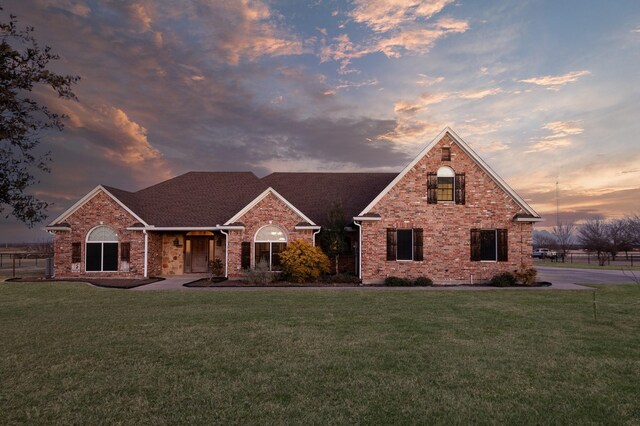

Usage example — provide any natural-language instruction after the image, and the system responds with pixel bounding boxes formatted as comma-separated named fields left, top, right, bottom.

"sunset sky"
left=2, top=0, right=639, bottom=242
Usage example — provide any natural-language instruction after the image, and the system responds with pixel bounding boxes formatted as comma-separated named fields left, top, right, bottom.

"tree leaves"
left=0, top=8, right=79, bottom=226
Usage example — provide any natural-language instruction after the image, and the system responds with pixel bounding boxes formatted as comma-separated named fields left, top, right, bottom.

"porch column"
left=220, top=229, right=229, bottom=278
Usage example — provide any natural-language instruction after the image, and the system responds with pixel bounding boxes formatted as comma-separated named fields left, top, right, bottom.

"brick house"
left=46, top=128, right=541, bottom=284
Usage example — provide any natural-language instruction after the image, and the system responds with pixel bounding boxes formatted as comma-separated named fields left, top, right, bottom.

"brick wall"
left=227, top=192, right=314, bottom=278
left=52, top=190, right=146, bottom=278
left=360, top=133, right=534, bottom=284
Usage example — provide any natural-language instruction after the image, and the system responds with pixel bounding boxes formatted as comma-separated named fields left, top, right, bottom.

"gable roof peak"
left=358, top=127, right=541, bottom=219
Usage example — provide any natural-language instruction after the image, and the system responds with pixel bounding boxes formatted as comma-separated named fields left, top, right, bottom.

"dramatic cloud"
left=416, top=74, right=444, bottom=86
left=526, top=121, right=584, bottom=153
left=376, top=19, right=469, bottom=58
left=458, top=88, right=503, bottom=100
left=350, top=0, right=454, bottom=32
left=519, top=70, right=591, bottom=89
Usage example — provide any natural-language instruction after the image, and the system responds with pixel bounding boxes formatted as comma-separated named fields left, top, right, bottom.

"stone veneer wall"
left=162, top=233, right=184, bottom=275
left=52, top=190, right=146, bottom=278
left=227, top=192, right=314, bottom=278
left=360, top=133, right=534, bottom=285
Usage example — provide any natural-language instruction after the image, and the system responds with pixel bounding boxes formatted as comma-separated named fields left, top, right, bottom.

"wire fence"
left=0, top=252, right=53, bottom=278
left=534, top=252, right=640, bottom=267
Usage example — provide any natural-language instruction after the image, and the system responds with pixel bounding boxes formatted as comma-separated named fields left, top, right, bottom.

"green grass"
left=1, top=283, right=639, bottom=424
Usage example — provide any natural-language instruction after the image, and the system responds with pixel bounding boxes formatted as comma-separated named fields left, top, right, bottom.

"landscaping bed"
left=184, top=278, right=359, bottom=288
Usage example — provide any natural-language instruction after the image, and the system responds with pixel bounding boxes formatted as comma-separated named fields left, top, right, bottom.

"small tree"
left=320, top=202, right=348, bottom=274
left=608, top=218, right=633, bottom=260
left=279, top=239, right=330, bottom=283
left=578, top=219, right=610, bottom=266
left=1, top=8, right=80, bottom=226
left=533, top=230, right=556, bottom=249
left=552, top=222, right=575, bottom=262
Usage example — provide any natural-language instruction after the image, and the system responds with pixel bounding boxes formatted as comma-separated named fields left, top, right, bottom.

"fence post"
left=12, top=254, right=16, bottom=278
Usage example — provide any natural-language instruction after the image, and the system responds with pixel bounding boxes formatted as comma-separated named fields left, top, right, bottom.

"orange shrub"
left=279, top=239, right=330, bottom=283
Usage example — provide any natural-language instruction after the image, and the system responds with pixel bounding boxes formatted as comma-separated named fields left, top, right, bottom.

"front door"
left=190, top=238, right=209, bottom=273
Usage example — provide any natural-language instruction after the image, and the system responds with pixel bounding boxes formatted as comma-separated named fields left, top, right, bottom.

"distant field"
left=1, top=282, right=638, bottom=424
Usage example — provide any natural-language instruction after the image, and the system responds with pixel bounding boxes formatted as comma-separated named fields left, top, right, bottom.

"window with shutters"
left=470, top=229, right=508, bottom=262
left=85, top=226, right=118, bottom=272
left=428, top=168, right=465, bottom=204
left=387, top=228, right=423, bottom=261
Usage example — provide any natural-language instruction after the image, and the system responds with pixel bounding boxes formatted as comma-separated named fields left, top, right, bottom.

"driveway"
left=536, top=266, right=638, bottom=286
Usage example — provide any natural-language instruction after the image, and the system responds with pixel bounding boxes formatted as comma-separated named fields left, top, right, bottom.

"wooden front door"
left=190, top=238, right=209, bottom=273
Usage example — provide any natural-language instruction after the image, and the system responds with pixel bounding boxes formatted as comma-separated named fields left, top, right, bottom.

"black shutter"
left=497, top=229, right=508, bottom=262
left=120, top=242, right=131, bottom=262
left=386, top=228, right=397, bottom=261
left=413, top=228, right=423, bottom=261
left=71, top=242, right=81, bottom=263
left=241, top=242, right=251, bottom=269
left=455, top=173, right=465, bottom=205
left=427, top=173, right=438, bottom=204
left=470, top=229, right=481, bottom=261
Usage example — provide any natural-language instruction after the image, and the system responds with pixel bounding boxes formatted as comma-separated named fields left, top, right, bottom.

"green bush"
left=414, top=276, right=433, bottom=287
left=490, top=271, right=517, bottom=287
left=245, top=260, right=275, bottom=285
left=279, top=240, right=330, bottom=283
left=515, top=267, right=537, bottom=286
left=385, top=276, right=412, bottom=286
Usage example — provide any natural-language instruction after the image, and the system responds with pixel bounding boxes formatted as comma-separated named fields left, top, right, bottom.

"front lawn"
left=1, top=283, right=639, bottom=424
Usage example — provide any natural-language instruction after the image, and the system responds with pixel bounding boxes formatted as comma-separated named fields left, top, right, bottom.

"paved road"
left=536, top=266, right=638, bottom=286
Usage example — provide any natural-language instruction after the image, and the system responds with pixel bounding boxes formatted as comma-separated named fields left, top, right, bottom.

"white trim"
left=143, top=230, right=148, bottom=278
left=219, top=229, right=229, bottom=278
left=358, top=127, right=541, bottom=219
left=515, top=217, right=544, bottom=223
left=295, top=225, right=322, bottom=230
left=47, top=185, right=149, bottom=227
left=353, top=221, right=362, bottom=280
left=44, top=226, right=71, bottom=231
left=224, top=187, right=317, bottom=226
left=312, top=229, right=321, bottom=246
left=353, top=216, right=381, bottom=221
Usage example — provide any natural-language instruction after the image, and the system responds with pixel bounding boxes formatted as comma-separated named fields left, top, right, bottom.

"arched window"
left=255, top=225, right=287, bottom=271
left=436, top=166, right=454, bottom=201
left=86, top=226, right=118, bottom=272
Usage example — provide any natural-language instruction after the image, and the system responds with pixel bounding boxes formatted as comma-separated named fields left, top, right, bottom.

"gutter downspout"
left=312, top=229, right=321, bottom=247
left=143, top=229, right=148, bottom=278
left=353, top=221, right=362, bottom=280
left=219, top=229, right=229, bottom=278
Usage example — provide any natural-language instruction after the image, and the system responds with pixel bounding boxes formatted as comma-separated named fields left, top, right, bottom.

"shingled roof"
left=93, top=171, right=397, bottom=227
left=262, top=173, right=396, bottom=226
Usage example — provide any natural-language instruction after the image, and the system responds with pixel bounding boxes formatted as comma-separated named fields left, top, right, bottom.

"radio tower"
left=556, top=175, right=560, bottom=227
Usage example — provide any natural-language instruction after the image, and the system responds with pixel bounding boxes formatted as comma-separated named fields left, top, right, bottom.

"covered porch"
left=161, top=231, right=227, bottom=275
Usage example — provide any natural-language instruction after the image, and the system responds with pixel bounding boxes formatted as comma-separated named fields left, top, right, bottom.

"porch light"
left=173, top=237, right=180, bottom=247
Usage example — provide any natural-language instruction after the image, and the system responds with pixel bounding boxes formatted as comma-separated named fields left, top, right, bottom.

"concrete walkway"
left=132, top=274, right=593, bottom=291
left=131, top=274, right=207, bottom=291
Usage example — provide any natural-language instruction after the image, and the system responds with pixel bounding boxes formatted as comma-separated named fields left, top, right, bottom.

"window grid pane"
left=87, top=226, right=117, bottom=242
left=437, top=177, right=454, bottom=201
